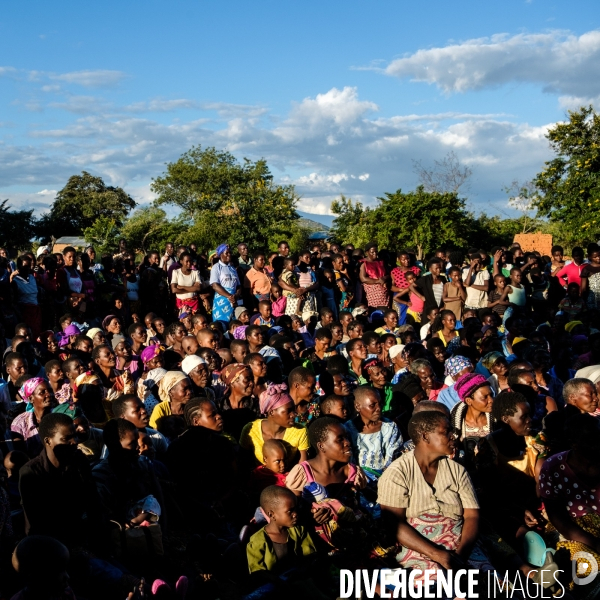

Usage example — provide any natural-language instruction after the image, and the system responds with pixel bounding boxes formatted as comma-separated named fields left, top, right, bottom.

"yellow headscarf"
left=158, top=371, right=188, bottom=403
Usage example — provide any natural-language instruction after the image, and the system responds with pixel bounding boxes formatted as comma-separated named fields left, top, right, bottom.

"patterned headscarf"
left=233, top=326, right=248, bottom=340
left=362, top=358, right=383, bottom=380
left=216, top=244, right=229, bottom=258
left=454, top=373, right=489, bottom=402
left=158, top=371, right=188, bottom=403
left=19, top=377, right=46, bottom=402
left=140, top=344, right=165, bottom=365
left=259, top=383, right=292, bottom=414
left=482, top=351, right=504, bottom=371
left=221, top=363, right=250, bottom=387
left=73, top=371, right=101, bottom=398
left=144, top=367, right=167, bottom=392
left=444, top=355, right=472, bottom=378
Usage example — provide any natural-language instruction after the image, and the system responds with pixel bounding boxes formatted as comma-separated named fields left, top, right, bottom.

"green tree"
left=38, top=171, right=136, bottom=238
left=0, top=200, right=37, bottom=253
left=330, top=195, right=371, bottom=245
left=534, top=105, right=600, bottom=241
left=82, top=216, right=120, bottom=256
left=371, top=186, right=470, bottom=258
left=151, top=146, right=299, bottom=250
left=120, top=206, right=189, bottom=254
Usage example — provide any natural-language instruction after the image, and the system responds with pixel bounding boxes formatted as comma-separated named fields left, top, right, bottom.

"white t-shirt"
left=462, top=268, right=490, bottom=309
left=171, top=268, right=201, bottom=299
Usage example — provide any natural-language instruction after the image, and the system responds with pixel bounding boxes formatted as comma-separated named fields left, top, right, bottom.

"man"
left=112, top=239, right=129, bottom=261
left=160, top=242, right=176, bottom=271
left=237, top=243, right=252, bottom=272
left=111, top=394, right=169, bottom=458
left=462, top=254, right=491, bottom=311
left=278, top=241, right=290, bottom=258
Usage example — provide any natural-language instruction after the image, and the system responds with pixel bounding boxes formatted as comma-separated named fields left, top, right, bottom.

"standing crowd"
left=1, top=238, right=600, bottom=599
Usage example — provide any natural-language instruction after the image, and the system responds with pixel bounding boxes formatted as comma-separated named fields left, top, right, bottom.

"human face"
left=315, top=335, right=332, bottom=353
left=259, top=304, right=272, bottom=320
left=569, top=384, right=599, bottom=413
left=517, top=371, right=539, bottom=392
left=398, top=253, right=410, bottom=268
left=392, top=352, right=408, bottom=370
left=107, top=318, right=122, bottom=334
left=120, top=429, right=140, bottom=453
left=86, top=247, right=96, bottom=262
left=433, top=347, right=447, bottom=363
left=349, top=341, right=367, bottom=361
left=590, top=251, right=600, bottom=267
left=263, top=445, right=287, bottom=474
left=442, top=313, right=456, bottom=331
left=220, top=249, right=231, bottom=264
left=327, top=399, right=348, bottom=420
left=189, top=363, right=209, bottom=388
left=198, top=331, right=218, bottom=350
left=319, top=423, right=353, bottom=463
left=384, top=313, right=398, bottom=329
left=234, top=370, right=255, bottom=397
left=429, top=262, right=441, bottom=277
left=48, top=365, right=64, bottom=384
left=166, top=243, right=174, bottom=256
left=172, top=325, right=186, bottom=343
left=250, top=356, right=268, bottom=379
left=333, top=374, right=350, bottom=396
left=231, top=344, right=248, bottom=364
left=254, top=255, right=265, bottom=269
left=153, top=319, right=166, bottom=335
left=450, top=270, right=461, bottom=284
left=416, top=366, right=435, bottom=391
left=115, top=341, right=132, bottom=361
left=553, top=250, right=563, bottom=263
left=180, top=255, right=192, bottom=271
left=31, top=382, right=53, bottom=412
left=93, top=331, right=106, bottom=347
left=332, top=257, right=344, bottom=271
left=169, top=379, right=193, bottom=404
left=278, top=242, right=290, bottom=257
left=269, top=401, right=296, bottom=427
left=491, top=358, right=508, bottom=377
left=503, top=402, right=532, bottom=436
left=114, top=298, right=123, bottom=310
left=425, top=418, right=456, bottom=456
left=95, top=347, right=116, bottom=369
left=181, top=337, right=199, bottom=356
left=46, top=423, right=78, bottom=459
left=76, top=338, right=92, bottom=353
left=368, top=366, right=387, bottom=388
left=330, top=325, right=343, bottom=343
left=147, top=354, right=164, bottom=370
left=247, top=329, right=263, bottom=348
left=292, top=376, right=316, bottom=402
left=73, top=416, right=90, bottom=441
left=131, top=326, right=146, bottom=346
left=356, top=391, right=381, bottom=423
left=6, top=358, right=27, bottom=382
left=138, top=432, right=155, bottom=459
left=511, top=270, right=522, bottom=284
left=349, top=325, right=364, bottom=339
left=366, top=246, right=378, bottom=261
left=66, top=359, right=85, bottom=381
left=195, top=401, right=224, bottom=432
left=428, top=308, right=439, bottom=324
left=466, top=385, right=494, bottom=413
left=46, top=334, right=59, bottom=354
left=269, top=494, right=298, bottom=528
left=63, top=251, right=76, bottom=267
left=123, top=398, right=149, bottom=429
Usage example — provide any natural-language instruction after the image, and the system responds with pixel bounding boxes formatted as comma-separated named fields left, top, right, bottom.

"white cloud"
left=0, top=87, right=554, bottom=217
left=383, top=30, right=600, bottom=97
left=36, top=189, right=57, bottom=196
left=49, top=69, right=127, bottom=88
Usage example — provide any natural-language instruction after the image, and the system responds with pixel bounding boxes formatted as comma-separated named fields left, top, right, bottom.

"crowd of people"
left=1, top=237, right=600, bottom=599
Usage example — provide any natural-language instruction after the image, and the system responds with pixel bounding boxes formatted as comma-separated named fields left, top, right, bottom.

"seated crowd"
left=0, top=238, right=600, bottom=599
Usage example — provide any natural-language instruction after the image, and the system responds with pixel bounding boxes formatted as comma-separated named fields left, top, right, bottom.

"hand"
left=377, top=278, right=386, bottom=285
left=494, top=250, right=503, bottom=262
left=527, top=257, right=536, bottom=266
left=228, top=294, right=236, bottom=305
left=9, top=270, right=18, bottom=282
left=524, top=510, right=539, bottom=527
left=432, top=548, right=465, bottom=570
left=312, top=507, right=330, bottom=524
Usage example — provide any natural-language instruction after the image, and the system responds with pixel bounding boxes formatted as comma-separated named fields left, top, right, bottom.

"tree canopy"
left=534, top=105, right=600, bottom=242
left=151, top=146, right=300, bottom=250
left=0, top=200, right=37, bottom=253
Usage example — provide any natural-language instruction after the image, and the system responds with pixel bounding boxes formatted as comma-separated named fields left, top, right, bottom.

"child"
left=319, top=394, right=348, bottom=420
left=247, top=486, right=316, bottom=574
left=558, top=282, right=585, bottom=321
left=499, top=267, right=526, bottom=321
left=375, top=309, right=400, bottom=337
left=315, top=307, right=334, bottom=330
left=251, top=300, right=276, bottom=328
left=419, top=306, right=438, bottom=340
left=394, top=271, right=425, bottom=323
left=488, top=274, right=509, bottom=317
left=339, top=311, right=353, bottom=342
left=249, top=439, right=288, bottom=497
left=442, top=266, right=466, bottom=322
left=270, top=284, right=287, bottom=318
left=280, top=257, right=304, bottom=316
left=331, top=253, right=353, bottom=311
left=234, top=306, right=251, bottom=325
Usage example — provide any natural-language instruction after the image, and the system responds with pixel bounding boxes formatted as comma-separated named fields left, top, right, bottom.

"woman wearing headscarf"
left=218, top=363, right=258, bottom=440
left=136, top=343, right=166, bottom=404
left=240, top=383, right=309, bottom=466
left=209, top=244, right=241, bottom=323
left=436, top=355, right=474, bottom=411
left=92, top=344, right=135, bottom=408
left=72, top=370, right=107, bottom=425
left=102, top=314, right=124, bottom=347
left=483, top=351, right=509, bottom=395
left=149, top=371, right=193, bottom=429
left=181, top=354, right=215, bottom=402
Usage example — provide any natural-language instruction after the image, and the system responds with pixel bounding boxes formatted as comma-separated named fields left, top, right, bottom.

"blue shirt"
left=437, top=384, right=461, bottom=411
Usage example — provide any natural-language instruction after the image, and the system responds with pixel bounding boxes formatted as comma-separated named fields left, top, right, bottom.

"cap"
left=181, top=354, right=206, bottom=375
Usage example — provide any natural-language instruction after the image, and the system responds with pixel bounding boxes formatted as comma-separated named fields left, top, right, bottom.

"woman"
left=301, top=328, right=336, bottom=376
left=580, top=244, right=600, bottom=308
left=114, top=339, right=142, bottom=381
left=45, top=359, right=72, bottom=404
left=216, top=363, right=259, bottom=440
left=209, top=244, right=241, bottom=323
left=409, top=359, right=446, bottom=401
left=389, top=344, right=408, bottom=384
left=450, top=373, right=495, bottom=469
left=10, top=377, right=55, bottom=457
left=391, top=251, right=421, bottom=322
left=378, top=410, right=492, bottom=584
left=240, top=383, right=309, bottom=466
left=58, top=246, right=85, bottom=314
left=87, top=327, right=107, bottom=348
left=181, top=354, right=215, bottom=401
left=286, top=417, right=374, bottom=554
left=171, top=251, right=205, bottom=315
left=102, top=314, right=123, bottom=346
left=432, top=310, right=460, bottom=348
left=540, top=413, right=600, bottom=582
left=530, top=348, right=564, bottom=406
left=92, top=344, right=134, bottom=407
left=344, top=385, right=402, bottom=477
left=476, top=392, right=540, bottom=548
left=128, top=323, right=147, bottom=357
left=483, top=351, right=509, bottom=395
left=38, top=330, right=60, bottom=362
left=297, top=250, right=319, bottom=315
left=165, top=322, right=186, bottom=359
left=11, top=255, right=42, bottom=337
left=362, top=357, right=395, bottom=415
left=149, top=371, right=193, bottom=429
left=359, top=243, right=389, bottom=309
left=416, top=258, right=447, bottom=319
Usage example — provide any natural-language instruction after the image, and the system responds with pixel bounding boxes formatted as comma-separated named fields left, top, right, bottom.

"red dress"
left=363, top=260, right=389, bottom=307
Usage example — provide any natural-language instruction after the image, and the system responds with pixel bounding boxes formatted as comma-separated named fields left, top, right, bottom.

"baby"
left=319, top=395, right=348, bottom=420
left=247, top=485, right=316, bottom=574
left=249, top=439, right=288, bottom=498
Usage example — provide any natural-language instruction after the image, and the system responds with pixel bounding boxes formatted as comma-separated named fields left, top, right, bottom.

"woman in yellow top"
left=433, top=310, right=460, bottom=347
left=240, top=383, right=309, bottom=466
left=149, top=370, right=193, bottom=429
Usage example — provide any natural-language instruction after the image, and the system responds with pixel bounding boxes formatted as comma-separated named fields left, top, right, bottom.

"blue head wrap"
left=216, top=244, right=229, bottom=258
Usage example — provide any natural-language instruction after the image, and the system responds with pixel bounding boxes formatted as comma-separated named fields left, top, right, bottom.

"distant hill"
left=297, top=211, right=334, bottom=229
left=298, top=216, right=330, bottom=232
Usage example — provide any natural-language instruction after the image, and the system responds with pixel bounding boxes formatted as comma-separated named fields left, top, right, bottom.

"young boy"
left=315, top=307, right=334, bottom=331
left=230, top=339, right=250, bottom=364
left=488, top=274, right=509, bottom=317
left=251, top=300, right=276, bottom=328
left=558, top=282, right=585, bottom=321
left=419, top=307, right=438, bottom=341
left=319, top=395, right=348, bottom=420
left=247, top=486, right=316, bottom=574
left=270, top=284, right=287, bottom=318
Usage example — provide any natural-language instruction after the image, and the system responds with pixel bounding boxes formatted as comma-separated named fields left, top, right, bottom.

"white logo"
left=572, top=551, right=598, bottom=586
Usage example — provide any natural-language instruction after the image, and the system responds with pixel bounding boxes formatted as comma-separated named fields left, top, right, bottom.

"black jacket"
left=417, top=273, right=447, bottom=316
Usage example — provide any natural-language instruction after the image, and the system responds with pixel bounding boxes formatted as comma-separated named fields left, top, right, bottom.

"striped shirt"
left=377, top=450, right=479, bottom=519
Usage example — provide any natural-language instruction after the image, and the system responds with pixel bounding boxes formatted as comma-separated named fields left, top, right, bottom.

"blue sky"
left=1, top=1, right=599, bottom=224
